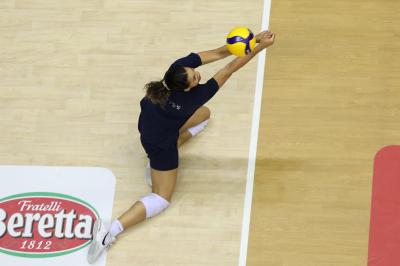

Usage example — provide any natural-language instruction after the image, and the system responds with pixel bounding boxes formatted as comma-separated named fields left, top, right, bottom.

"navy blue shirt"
left=138, top=53, right=220, bottom=148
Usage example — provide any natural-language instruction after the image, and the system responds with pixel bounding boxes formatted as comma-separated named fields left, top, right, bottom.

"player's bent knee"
left=202, top=106, right=211, bottom=120
left=139, top=193, right=170, bottom=219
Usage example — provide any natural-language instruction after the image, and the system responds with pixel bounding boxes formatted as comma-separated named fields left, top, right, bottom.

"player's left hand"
left=255, top=30, right=273, bottom=43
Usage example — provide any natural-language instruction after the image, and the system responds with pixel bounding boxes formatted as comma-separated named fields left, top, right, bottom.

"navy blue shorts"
left=140, top=139, right=179, bottom=171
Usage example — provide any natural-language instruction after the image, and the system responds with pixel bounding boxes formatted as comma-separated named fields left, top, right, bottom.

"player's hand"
left=258, top=31, right=275, bottom=48
left=255, top=30, right=274, bottom=42
left=255, top=30, right=269, bottom=42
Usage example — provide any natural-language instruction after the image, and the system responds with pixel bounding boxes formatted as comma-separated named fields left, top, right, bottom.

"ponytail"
left=144, top=65, right=189, bottom=107
left=144, top=80, right=170, bottom=107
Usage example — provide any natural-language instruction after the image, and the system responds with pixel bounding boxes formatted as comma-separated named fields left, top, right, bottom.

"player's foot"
left=145, top=161, right=152, bottom=187
left=87, top=219, right=115, bottom=264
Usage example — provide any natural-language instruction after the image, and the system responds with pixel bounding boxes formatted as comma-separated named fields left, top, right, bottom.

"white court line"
left=238, top=0, right=272, bottom=265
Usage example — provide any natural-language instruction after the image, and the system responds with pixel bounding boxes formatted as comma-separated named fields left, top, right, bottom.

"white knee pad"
left=139, top=193, right=170, bottom=219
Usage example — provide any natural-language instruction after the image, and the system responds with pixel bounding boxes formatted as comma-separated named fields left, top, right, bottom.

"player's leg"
left=178, top=105, right=211, bottom=147
left=118, top=167, right=177, bottom=228
left=88, top=148, right=178, bottom=264
left=177, top=131, right=192, bottom=147
left=88, top=168, right=177, bottom=264
left=116, top=145, right=178, bottom=228
left=179, top=105, right=211, bottom=134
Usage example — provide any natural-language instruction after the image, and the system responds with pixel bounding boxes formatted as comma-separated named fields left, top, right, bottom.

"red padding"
left=368, top=145, right=400, bottom=266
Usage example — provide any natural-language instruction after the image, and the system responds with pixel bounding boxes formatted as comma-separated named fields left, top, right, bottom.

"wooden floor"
left=1, top=0, right=399, bottom=265
left=0, top=0, right=262, bottom=265
left=248, top=0, right=400, bottom=265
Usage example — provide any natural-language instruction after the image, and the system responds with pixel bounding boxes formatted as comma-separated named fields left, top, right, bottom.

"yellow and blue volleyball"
left=226, top=27, right=256, bottom=57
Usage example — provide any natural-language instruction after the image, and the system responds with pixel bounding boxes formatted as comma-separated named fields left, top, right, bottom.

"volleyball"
left=226, top=27, right=256, bottom=57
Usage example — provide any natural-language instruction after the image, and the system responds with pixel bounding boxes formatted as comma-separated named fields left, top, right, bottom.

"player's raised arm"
left=213, top=31, right=275, bottom=88
left=197, top=45, right=232, bottom=65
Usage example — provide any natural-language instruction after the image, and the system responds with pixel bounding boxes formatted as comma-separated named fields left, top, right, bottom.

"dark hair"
left=144, top=65, right=188, bottom=107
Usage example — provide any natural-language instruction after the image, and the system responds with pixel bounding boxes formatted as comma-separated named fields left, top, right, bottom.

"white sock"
left=188, top=119, right=209, bottom=137
left=109, top=219, right=124, bottom=238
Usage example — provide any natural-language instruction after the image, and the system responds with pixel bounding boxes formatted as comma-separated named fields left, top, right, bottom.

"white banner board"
left=0, top=166, right=116, bottom=266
